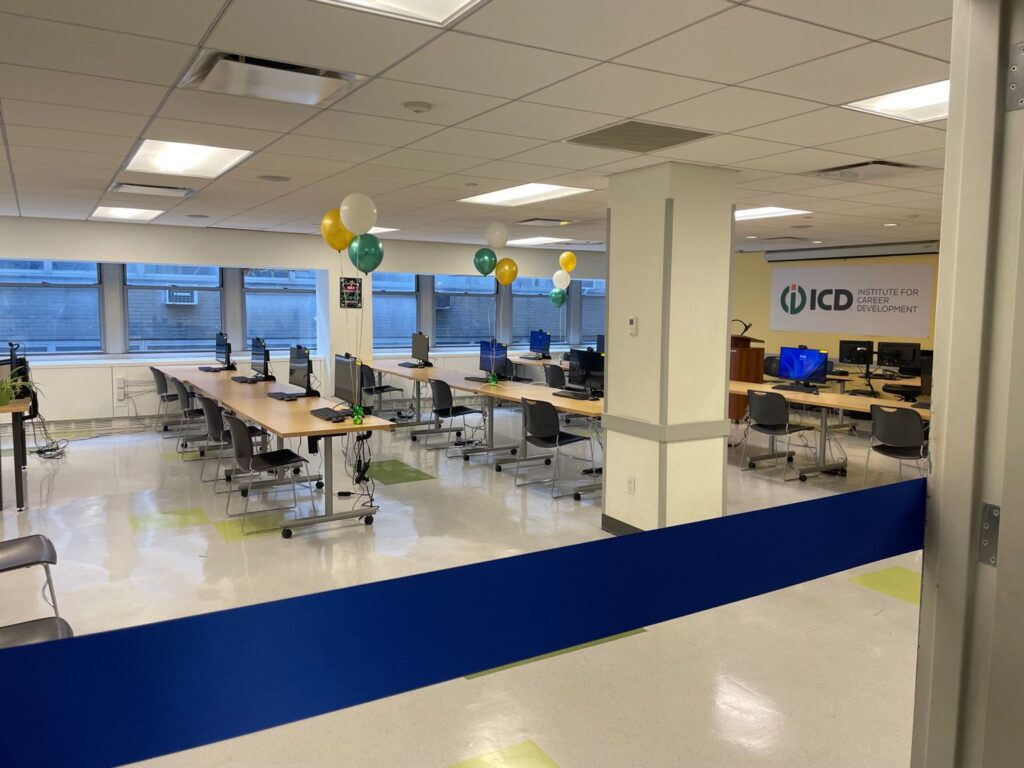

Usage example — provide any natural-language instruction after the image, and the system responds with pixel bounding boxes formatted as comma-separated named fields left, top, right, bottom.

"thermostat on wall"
left=627, top=316, right=638, bottom=336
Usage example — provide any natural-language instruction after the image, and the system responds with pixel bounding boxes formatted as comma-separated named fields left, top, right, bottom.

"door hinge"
left=1009, top=42, right=1024, bottom=112
left=979, top=503, right=1000, bottom=567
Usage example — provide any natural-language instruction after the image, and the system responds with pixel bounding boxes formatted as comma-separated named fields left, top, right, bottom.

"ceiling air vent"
left=179, top=51, right=366, bottom=107
left=109, top=182, right=194, bottom=198
left=807, top=160, right=924, bottom=182
left=568, top=121, right=711, bottom=153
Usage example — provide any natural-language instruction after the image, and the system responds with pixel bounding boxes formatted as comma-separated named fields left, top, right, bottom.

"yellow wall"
left=730, top=250, right=939, bottom=356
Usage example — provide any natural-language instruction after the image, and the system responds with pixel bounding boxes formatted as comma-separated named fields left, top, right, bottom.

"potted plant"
left=0, top=369, right=35, bottom=406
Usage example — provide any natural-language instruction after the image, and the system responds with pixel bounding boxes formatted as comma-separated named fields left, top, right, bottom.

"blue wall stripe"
left=0, top=479, right=925, bottom=767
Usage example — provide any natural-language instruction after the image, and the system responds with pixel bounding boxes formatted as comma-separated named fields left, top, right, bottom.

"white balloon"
left=485, top=221, right=509, bottom=249
left=553, top=269, right=571, bottom=290
left=340, top=193, right=378, bottom=235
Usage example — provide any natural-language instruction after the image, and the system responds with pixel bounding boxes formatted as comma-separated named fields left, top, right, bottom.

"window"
left=434, top=274, right=497, bottom=347
left=0, top=260, right=102, bottom=353
left=580, top=279, right=606, bottom=344
left=126, top=263, right=222, bottom=352
left=243, top=268, right=317, bottom=351
left=511, top=277, right=567, bottom=346
left=372, top=272, right=417, bottom=349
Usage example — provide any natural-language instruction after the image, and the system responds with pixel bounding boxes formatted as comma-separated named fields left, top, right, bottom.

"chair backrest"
left=763, top=355, right=780, bottom=378
left=223, top=413, right=255, bottom=470
left=543, top=363, right=566, bottom=389
left=168, top=378, right=191, bottom=409
left=747, top=390, right=789, bottom=426
left=429, top=378, right=453, bottom=412
left=149, top=366, right=168, bottom=396
left=196, top=395, right=224, bottom=443
left=360, top=364, right=375, bottom=390
left=522, top=398, right=560, bottom=440
left=870, top=405, right=925, bottom=448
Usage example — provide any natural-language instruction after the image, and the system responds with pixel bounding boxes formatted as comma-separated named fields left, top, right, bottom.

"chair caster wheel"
left=463, top=455, right=470, bottom=462
left=573, top=493, right=582, bottom=501
left=564, top=417, right=571, bottom=425
left=293, top=467, right=301, bottom=475
left=316, top=480, right=324, bottom=489
left=182, top=442, right=188, bottom=449
left=748, top=462, right=756, bottom=469
left=411, top=435, right=417, bottom=442
left=544, top=458, right=552, bottom=466
left=282, top=528, right=292, bottom=539
left=162, top=425, right=170, bottom=432
left=799, top=474, right=807, bottom=482
left=240, top=489, right=248, bottom=498
left=199, top=449, right=205, bottom=457
left=495, top=465, right=503, bottom=472
left=787, top=456, right=794, bottom=463
left=456, top=430, right=462, bottom=438
left=363, top=515, right=374, bottom=525
left=839, top=469, right=847, bottom=477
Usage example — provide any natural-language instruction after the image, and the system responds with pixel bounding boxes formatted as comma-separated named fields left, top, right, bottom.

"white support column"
left=912, top=1, right=1024, bottom=765
left=601, top=162, right=735, bottom=534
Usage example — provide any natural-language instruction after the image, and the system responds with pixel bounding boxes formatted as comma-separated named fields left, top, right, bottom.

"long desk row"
left=157, top=366, right=394, bottom=534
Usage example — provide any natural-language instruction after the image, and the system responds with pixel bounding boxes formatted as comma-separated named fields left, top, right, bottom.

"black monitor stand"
left=400, top=359, right=432, bottom=369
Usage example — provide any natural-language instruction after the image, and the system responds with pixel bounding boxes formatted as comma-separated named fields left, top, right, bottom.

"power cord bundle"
left=30, top=413, right=69, bottom=459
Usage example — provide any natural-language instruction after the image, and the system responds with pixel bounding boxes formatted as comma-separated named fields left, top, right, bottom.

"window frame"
left=509, top=276, right=568, bottom=349
left=371, top=272, right=419, bottom=351
left=579, top=278, right=607, bottom=345
left=432, top=273, right=498, bottom=349
left=241, top=268, right=318, bottom=352
left=123, top=263, right=226, bottom=355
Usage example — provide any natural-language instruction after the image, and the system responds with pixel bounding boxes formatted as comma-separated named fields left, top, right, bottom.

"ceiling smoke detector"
left=403, top=101, right=433, bottom=114
left=808, top=160, right=924, bottom=181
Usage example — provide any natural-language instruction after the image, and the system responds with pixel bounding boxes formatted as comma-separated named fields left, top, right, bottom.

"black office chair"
left=360, top=365, right=404, bottom=416
left=0, top=616, right=74, bottom=649
left=427, top=379, right=482, bottom=457
left=223, top=413, right=316, bottom=534
left=742, top=390, right=813, bottom=477
left=168, top=377, right=205, bottom=456
left=150, top=366, right=184, bottom=437
left=195, top=395, right=266, bottom=485
left=0, top=534, right=60, bottom=618
left=516, top=397, right=593, bottom=498
left=864, top=405, right=928, bottom=484
left=543, top=363, right=566, bottom=389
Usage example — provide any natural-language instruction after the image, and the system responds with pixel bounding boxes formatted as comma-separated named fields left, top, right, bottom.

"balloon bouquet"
left=474, top=223, right=518, bottom=384
left=319, top=193, right=384, bottom=424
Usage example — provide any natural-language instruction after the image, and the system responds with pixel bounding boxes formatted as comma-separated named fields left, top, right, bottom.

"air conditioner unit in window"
left=435, top=295, right=452, bottom=310
left=165, top=288, right=198, bottom=305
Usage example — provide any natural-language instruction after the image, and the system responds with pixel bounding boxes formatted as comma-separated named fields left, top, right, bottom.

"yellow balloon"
left=320, top=209, right=355, bottom=252
left=495, top=257, right=519, bottom=286
left=559, top=250, right=577, bottom=272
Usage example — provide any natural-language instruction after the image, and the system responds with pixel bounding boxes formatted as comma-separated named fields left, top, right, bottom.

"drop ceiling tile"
left=261, top=134, right=392, bottom=164
left=16, top=164, right=114, bottom=184
left=538, top=170, right=610, bottom=190
left=460, top=102, right=618, bottom=140
left=242, top=153, right=353, bottom=176
left=525, top=64, right=719, bottom=117
left=617, top=6, right=861, bottom=84
left=332, top=80, right=507, bottom=125
left=847, top=188, right=942, bottom=206
left=883, top=20, right=953, bottom=61
left=736, top=147, right=870, bottom=173
left=8, top=146, right=124, bottom=171
left=819, top=125, right=946, bottom=158
left=371, top=148, right=485, bottom=174
left=889, top=148, right=946, bottom=168
left=5, top=125, right=134, bottom=155
left=1, top=99, right=148, bottom=137
left=0, top=14, right=194, bottom=85
left=744, top=44, right=949, bottom=105
left=0, top=0, right=225, bottom=44
left=655, top=134, right=796, bottom=164
left=507, top=143, right=635, bottom=170
left=591, top=155, right=670, bottom=175
left=385, top=32, right=592, bottom=99
left=871, top=168, right=944, bottom=189
left=419, top=174, right=514, bottom=191
left=641, top=87, right=820, bottom=134
left=794, top=181, right=897, bottom=199
left=408, top=128, right=545, bottom=159
left=207, top=0, right=439, bottom=75
left=296, top=111, right=439, bottom=147
left=468, top=160, right=575, bottom=182
left=159, top=90, right=318, bottom=133
left=0, top=64, right=166, bottom=114
left=144, top=118, right=281, bottom=151
left=738, top=107, right=905, bottom=144
left=747, top=0, right=952, bottom=39
left=457, top=0, right=729, bottom=59
left=218, top=165, right=342, bottom=187
left=331, top=164, right=441, bottom=185
left=738, top=175, right=843, bottom=193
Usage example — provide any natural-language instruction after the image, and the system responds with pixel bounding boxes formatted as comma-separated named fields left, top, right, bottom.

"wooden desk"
left=0, top=398, right=32, bottom=511
left=509, top=355, right=568, bottom=370
left=157, top=366, right=393, bottom=534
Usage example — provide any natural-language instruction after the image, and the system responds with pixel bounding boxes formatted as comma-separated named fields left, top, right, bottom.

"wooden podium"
left=729, top=335, right=764, bottom=421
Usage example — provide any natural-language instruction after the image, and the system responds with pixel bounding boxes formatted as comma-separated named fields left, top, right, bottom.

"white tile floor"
left=1, top=405, right=924, bottom=767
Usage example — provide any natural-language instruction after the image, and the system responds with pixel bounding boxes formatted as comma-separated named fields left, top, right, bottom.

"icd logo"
left=780, top=283, right=807, bottom=315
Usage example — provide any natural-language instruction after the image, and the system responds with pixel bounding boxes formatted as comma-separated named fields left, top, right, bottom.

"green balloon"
left=348, top=234, right=384, bottom=274
left=474, top=247, right=497, bottom=276
left=550, top=288, right=567, bottom=308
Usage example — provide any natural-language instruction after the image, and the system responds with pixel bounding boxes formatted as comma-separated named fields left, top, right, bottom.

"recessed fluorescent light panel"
left=368, top=226, right=398, bottom=234
left=459, top=183, right=591, bottom=207
left=843, top=80, right=949, bottom=123
left=109, top=182, right=194, bottom=198
left=126, top=139, right=252, bottom=179
left=506, top=236, right=572, bottom=247
left=315, top=0, right=486, bottom=26
left=734, top=207, right=811, bottom=221
left=91, top=206, right=164, bottom=222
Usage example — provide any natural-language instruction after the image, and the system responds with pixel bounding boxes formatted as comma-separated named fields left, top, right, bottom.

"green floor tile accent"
left=130, top=507, right=211, bottom=533
left=367, top=459, right=434, bottom=485
left=466, top=628, right=646, bottom=679
left=851, top=566, right=921, bottom=605
left=448, top=740, right=559, bottom=768
left=1, top=448, right=12, bottom=458
left=214, top=510, right=286, bottom=541
left=162, top=450, right=200, bottom=462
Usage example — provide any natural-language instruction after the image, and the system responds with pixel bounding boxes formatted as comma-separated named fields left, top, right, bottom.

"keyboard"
left=554, top=390, right=593, bottom=400
left=268, top=391, right=304, bottom=401
left=466, top=375, right=509, bottom=383
left=198, top=366, right=225, bottom=373
left=518, top=354, right=543, bottom=361
left=311, top=407, right=353, bottom=423
left=831, top=369, right=851, bottom=376
left=772, top=384, right=819, bottom=395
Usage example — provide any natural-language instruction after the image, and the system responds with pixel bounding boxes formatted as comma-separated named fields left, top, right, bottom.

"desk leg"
left=375, top=372, right=384, bottom=414
left=460, top=396, right=517, bottom=460
left=790, top=407, right=847, bottom=481
left=12, top=412, right=26, bottom=510
left=493, top=406, right=552, bottom=471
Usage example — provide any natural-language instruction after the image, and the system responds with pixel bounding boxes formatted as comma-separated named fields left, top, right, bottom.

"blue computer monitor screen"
left=479, top=340, right=508, bottom=373
left=778, top=347, right=828, bottom=384
left=529, top=330, right=550, bottom=354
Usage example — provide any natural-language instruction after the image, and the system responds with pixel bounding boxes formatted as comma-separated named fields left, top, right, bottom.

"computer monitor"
left=596, top=334, right=605, bottom=354
left=288, top=345, right=313, bottom=392
left=479, top=340, right=510, bottom=377
left=412, top=332, right=430, bottom=364
left=778, top=346, right=828, bottom=384
left=919, top=350, right=934, bottom=399
left=877, top=341, right=921, bottom=368
left=529, top=330, right=551, bottom=355
left=838, top=339, right=874, bottom=366
left=215, top=332, right=232, bottom=367
left=250, top=337, right=270, bottom=378
left=568, top=349, right=605, bottom=393
left=334, top=354, right=362, bottom=408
